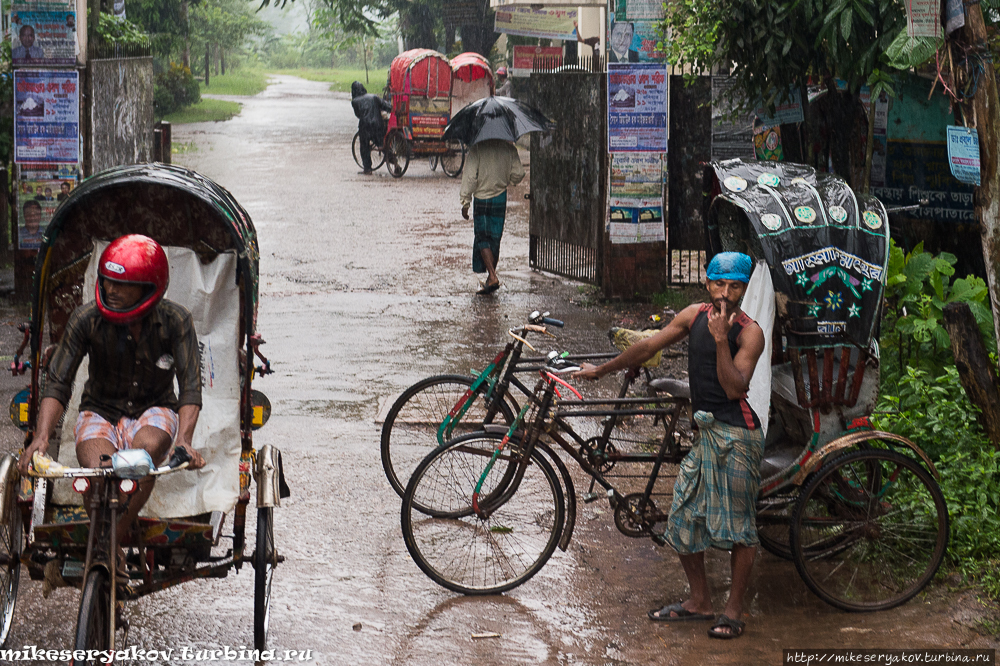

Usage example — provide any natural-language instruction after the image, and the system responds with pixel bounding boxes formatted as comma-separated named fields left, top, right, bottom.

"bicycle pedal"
left=581, top=492, right=602, bottom=503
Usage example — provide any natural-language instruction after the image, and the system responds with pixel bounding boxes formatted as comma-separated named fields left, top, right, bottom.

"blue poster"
left=14, top=70, right=79, bottom=164
left=11, top=1, right=78, bottom=66
left=608, top=63, right=668, bottom=153
left=946, top=125, right=980, bottom=186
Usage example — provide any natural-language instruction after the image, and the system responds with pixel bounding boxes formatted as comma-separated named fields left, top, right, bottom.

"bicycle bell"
left=111, top=448, right=155, bottom=479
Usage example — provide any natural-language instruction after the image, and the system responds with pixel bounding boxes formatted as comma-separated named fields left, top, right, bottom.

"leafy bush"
left=154, top=63, right=201, bottom=118
left=937, top=446, right=1000, bottom=562
left=96, top=13, right=148, bottom=46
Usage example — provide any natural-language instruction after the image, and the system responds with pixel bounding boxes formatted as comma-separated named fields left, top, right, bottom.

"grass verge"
left=265, top=67, right=389, bottom=93
left=163, top=99, right=242, bottom=124
left=200, top=68, right=270, bottom=96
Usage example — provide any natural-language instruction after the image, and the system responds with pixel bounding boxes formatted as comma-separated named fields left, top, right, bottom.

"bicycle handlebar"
left=27, top=450, right=190, bottom=479
left=541, top=317, right=564, bottom=328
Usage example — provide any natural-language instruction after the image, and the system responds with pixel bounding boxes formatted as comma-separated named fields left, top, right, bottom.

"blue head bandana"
left=706, top=252, right=752, bottom=283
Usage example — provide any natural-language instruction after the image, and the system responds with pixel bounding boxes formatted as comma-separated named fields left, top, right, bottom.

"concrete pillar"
left=576, top=6, right=603, bottom=58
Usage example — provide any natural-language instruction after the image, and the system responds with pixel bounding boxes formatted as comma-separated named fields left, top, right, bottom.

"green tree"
left=191, top=0, right=269, bottom=76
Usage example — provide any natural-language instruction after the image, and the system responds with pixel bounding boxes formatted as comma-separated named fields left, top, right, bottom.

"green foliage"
left=96, top=13, right=149, bottom=46
left=937, top=447, right=1000, bottom=562
left=881, top=239, right=995, bottom=379
left=162, top=98, right=242, bottom=124
left=0, top=40, right=14, bottom=168
left=154, top=63, right=202, bottom=118
left=873, top=366, right=989, bottom=461
left=199, top=68, right=269, bottom=95
left=885, top=31, right=943, bottom=71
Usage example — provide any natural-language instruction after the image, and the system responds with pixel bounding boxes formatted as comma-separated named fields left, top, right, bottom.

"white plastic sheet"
left=740, top=261, right=774, bottom=436
left=53, top=243, right=241, bottom=518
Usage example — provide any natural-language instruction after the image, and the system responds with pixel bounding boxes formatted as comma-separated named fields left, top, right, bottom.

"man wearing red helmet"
left=20, top=235, right=206, bottom=543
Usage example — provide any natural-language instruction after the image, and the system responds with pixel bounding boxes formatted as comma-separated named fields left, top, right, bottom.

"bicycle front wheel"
left=73, top=570, right=110, bottom=665
left=401, top=433, right=565, bottom=595
left=254, top=507, right=275, bottom=651
left=790, top=449, right=949, bottom=611
left=0, top=489, right=22, bottom=646
left=381, top=375, right=515, bottom=498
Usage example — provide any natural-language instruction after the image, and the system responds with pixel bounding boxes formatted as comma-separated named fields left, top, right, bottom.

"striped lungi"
left=664, top=410, right=765, bottom=554
left=472, top=191, right=507, bottom=274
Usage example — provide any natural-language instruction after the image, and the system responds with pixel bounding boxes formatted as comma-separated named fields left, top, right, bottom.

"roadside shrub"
left=154, top=63, right=200, bottom=117
left=96, top=13, right=148, bottom=47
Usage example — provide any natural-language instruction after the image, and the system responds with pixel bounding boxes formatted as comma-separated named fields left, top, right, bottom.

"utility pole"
left=964, top=4, right=1000, bottom=364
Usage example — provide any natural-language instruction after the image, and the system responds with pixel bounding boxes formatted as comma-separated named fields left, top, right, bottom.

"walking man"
left=351, top=81, right=391, bottom=175
left=573, top=252, right=765, bottom=639
left=459, top=139, right=525, bottom=294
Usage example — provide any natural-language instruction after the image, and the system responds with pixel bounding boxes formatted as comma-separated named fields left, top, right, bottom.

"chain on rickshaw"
left=0, top=163, right=287, bottom=661
left=395, top=159, right=949, bottom=613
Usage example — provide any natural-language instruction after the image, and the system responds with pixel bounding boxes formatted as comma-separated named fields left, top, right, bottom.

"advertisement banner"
left=511, top=45, right=563, bottom=78
left=755, top=88, right=804, bottom=125
left=494, top=7, right=578, bottom=40
left=906, top=0, right=941, bottom=37
left=607, top=19, right=663, bottom=63
left=609, top=152, right=665, bottom=244
left=612, top=0, right=664, bottom=21
left=11, top=0, right=77, bottom=66
left=14, top=70, right=79, bottom=164
left=947, top=125, right=981, bottom=186
left=17, top=164, right=77, bottom=250
left=608, top=63, right=668, bottom=153
left=711, top=76, right=754, bottom=161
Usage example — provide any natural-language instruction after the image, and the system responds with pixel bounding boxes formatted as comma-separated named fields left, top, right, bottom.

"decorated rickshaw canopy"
left=704, top=159, right=889, bottom=350
left=389, top=49, right=452, bottom=98
left=33, top=163, right=260, bottom=346
left=450, top=52, right=493, bottom=85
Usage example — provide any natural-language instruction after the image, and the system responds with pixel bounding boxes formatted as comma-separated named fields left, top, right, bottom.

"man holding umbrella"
left=448, top=97, right=552, bottom=294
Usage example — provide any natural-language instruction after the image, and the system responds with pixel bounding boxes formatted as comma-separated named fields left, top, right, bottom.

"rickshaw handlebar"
left=26, top=449, right=191, bottom=479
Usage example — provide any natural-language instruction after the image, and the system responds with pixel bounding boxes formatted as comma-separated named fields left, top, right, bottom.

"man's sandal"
left=647, top=602, right=714, bottom=622
left=708, top=614, right=745, bottom=639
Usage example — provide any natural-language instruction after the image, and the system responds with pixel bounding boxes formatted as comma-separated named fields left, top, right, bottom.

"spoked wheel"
left=380, top=374, right=516, bottom=499
left=384, top=130, right=410, bottom=178
left=0, top=498, right=22, bottom=646
left=73, top=570, right=110, bottom=665
left=401, top=433, right=565, bottom=595
left=441, top=140, right=466, bottom=177
left=254, top=506, right=275, bottom=651
left=756, top=491, right=799, bottom=560
left=351, top=132, right=385, bottom=171
left=428, top=155, right=439, bottom=171
left=790, top=449, right=949, bottom=611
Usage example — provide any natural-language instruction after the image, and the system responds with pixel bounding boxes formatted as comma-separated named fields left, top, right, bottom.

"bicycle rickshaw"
left=450, top=52, right=493, bottom=117
left=0, top=163, right=287, bottom=658
left=383, top=48, right=467, bottom=179
left=395, top=159, right=949, bottom=612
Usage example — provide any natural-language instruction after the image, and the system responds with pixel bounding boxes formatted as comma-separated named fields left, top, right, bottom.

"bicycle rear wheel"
left=254, top=507, right=275, bottom=651
left=352, top=131, right=385, bottom=171
left=73, top=570, right=110, bottom=665
left=401, top=433, right=564, bottom=595
left=381, top=375, right=515, bottom=498
left=790, top=449, right=949, bottom=611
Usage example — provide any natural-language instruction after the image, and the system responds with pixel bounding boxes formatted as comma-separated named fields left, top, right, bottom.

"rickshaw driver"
left=574, top=251, right=765, bottom=639
left=19, top=235, right=207, bottom=564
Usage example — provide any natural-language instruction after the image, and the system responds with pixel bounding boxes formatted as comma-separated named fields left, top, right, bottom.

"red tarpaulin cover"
left=389, top=49, right=452, bottom=98
left=450, top=52, right=493, bottom=86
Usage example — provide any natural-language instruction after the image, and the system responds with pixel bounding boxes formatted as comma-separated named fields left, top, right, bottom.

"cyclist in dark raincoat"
left=351, top=81, right=391, bottom=174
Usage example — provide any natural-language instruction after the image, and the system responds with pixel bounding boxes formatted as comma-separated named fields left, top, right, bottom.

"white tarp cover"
left=451, top=78, right=492, bottom=116
left=53, top=243, right=241, bottom=518
left=741, top=261, right=774, bottom=436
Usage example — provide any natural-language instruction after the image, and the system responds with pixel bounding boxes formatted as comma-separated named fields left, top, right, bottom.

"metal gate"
left=524, top=73, right=607, bottom=284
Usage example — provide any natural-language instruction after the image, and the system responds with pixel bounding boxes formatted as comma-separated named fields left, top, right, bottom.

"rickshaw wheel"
left=384, top=131, right=410, bottom=178
left=352, top=131, right=385, bottom=171
left=0, top=500, right=22, bottom=646
left=441, top=140, right=466, bottom=178
left=790, top=449, right=948, bottom=611
left=429, top=156, right=439, bottom=171
left=73, top=570, right=110, bottom=664
left=254, top=506, right=275, bottom=651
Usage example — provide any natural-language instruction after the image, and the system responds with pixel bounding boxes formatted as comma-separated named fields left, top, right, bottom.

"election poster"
left=17, top=165, right=78, bottom=250
left=609, top=153, right=665, bottom=244
left=711, top=76, right=754, bottom=161
left=906, top=0, right=941, bottom=37
left=608, top=63, right=668, bottom=153
left=494, top=7, right=577, bottom=41
left=11, top=0, right=77, bottom=66
left=14, top=70, right=80, bottom=164
left=612, top=0, right=664, bottom=21
left=947, top=125, right=981, bottom=186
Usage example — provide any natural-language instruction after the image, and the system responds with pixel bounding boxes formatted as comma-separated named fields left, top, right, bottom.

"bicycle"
left=400, top=366, right=949, bottom=611
left=352, top=131, right=385, bottom=171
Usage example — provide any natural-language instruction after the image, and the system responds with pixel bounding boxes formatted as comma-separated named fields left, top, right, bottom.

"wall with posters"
left=91, top=58, right=155, bottom=173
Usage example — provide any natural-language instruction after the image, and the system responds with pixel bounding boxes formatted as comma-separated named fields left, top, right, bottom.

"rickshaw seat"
left=784, top=345, right=867, bottom=410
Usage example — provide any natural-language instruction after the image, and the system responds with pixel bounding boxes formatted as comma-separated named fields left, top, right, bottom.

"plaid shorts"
left=74, top=407, right=179, bottom=451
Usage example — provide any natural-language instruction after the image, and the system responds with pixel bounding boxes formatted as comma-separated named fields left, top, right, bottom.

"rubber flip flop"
left=477, top=282, right=500, bottom=295
left=708, top=614, right=745, bottom=638
left=647, top=602, right=715, bottom=622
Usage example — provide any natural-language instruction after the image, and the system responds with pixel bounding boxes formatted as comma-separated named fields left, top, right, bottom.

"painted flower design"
left=795, top=273, right=810, bottom=288
left=848, top=304, right=861, bottom=318
left=825, top=291, right=843, bottom=311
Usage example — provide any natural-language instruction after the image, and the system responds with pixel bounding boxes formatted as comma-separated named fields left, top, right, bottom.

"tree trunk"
left=862, top=94, right=876, bottom=194
left=221, top=49, right=226, bottom=76
left=965, top=4, right=1000, bottom=363
left=181, top=0, right=190, bottom=69
left=943, top=302, right=1000, bottom=449
left=205, top=43, right=210, bottom=86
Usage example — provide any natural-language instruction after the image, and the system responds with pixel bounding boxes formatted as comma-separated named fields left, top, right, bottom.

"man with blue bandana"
left=574, top=251, right=765, bottom=639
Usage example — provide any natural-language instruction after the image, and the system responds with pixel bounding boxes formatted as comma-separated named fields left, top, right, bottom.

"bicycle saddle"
left=648, top=377, right=690, bottom=399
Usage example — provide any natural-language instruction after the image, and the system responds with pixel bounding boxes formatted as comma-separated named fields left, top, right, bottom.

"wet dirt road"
left=3, top=74, right=999, bottom=664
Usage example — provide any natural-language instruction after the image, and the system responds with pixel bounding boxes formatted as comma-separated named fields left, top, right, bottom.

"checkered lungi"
left=75, top=407, right=179, bottom=451
left=472, top=191, right=507, bottom=274
left=664, top=410, right=765, bottom=554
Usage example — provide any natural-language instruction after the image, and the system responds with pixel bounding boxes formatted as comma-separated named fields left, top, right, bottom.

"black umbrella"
left=444, top=96, right=555, bottom=145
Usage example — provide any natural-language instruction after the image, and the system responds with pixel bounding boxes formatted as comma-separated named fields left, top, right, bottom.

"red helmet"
left=95, top=235, right=169, bottom=325
left=496, top=66, right=507, bottom=78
